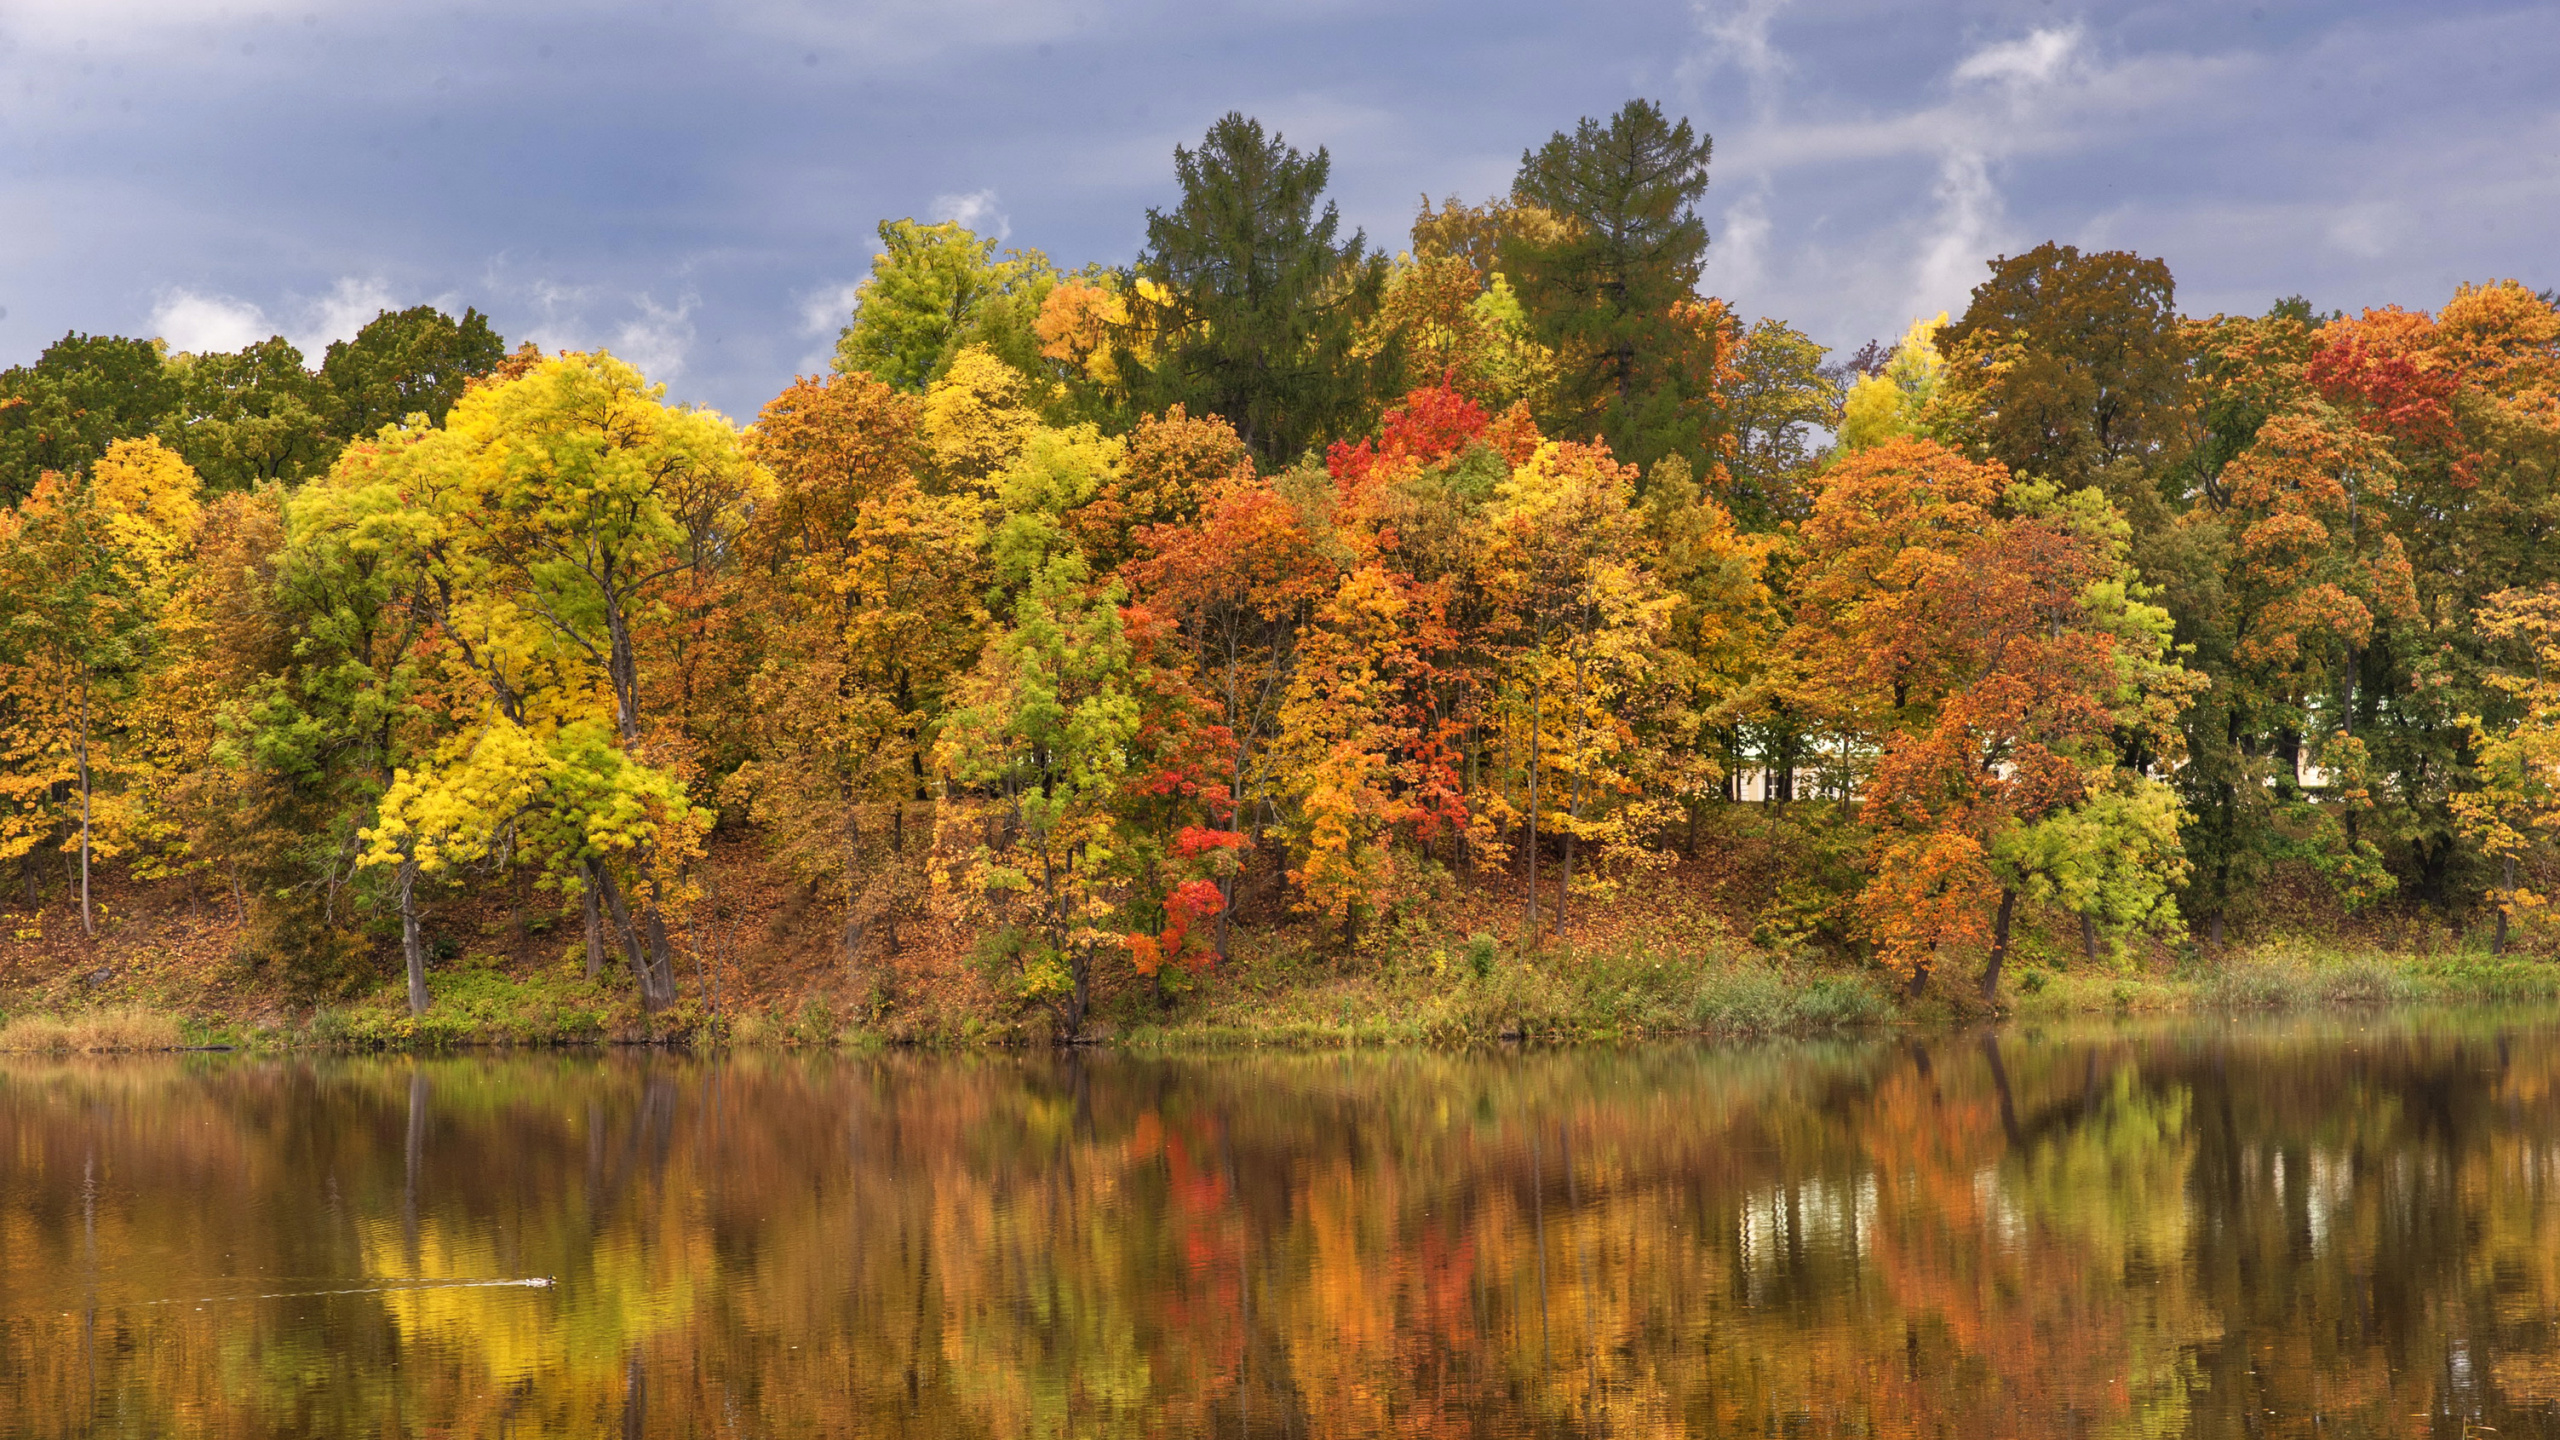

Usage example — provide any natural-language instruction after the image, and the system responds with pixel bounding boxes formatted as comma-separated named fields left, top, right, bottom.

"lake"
left=5, top=1014, right=2560, bottom=1436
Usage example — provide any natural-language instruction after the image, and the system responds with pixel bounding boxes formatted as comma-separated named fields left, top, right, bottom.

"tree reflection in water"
left=3, top=1015, right=2560, bottom=1436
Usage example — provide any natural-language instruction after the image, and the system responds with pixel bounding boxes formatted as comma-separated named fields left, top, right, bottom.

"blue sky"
left=2, top=0, right=2551, bottom=420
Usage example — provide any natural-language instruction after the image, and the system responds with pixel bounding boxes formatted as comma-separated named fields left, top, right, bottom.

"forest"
left=4, top=98, right=2558, bottom=1035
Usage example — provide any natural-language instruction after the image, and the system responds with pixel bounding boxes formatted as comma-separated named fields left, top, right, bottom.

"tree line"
left=4, top=100, right=2558, bottom=1026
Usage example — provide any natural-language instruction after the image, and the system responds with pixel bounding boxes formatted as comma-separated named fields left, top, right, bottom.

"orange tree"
left=1790, top=439, right=2192, bottom=995
left=726, top=371, right=987, bottom=973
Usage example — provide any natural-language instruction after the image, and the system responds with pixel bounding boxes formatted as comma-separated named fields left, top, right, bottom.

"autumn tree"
left=937, top=553, right=1142, bottom=1036
left=2311, top=283, right=2560, bottom=908
left=2454, top=586, right=2560, bottom=952
left=727, top=371, right=986, bottom=975
left=1271, top=563, right=1451, bottom=946
left=1479, top=442, right=1679, bottom=934
left=1787, top=441, right=2191, bottom=995
left=1643, top=452, right=1776, bottom=841
left=1359, top=251, right=1558, bottom=417
left=0, top=438, right=201, bottom=937
left=355, top=351, right=756, bottom=1013
left=835, top=220, right=1058, bottom=392
left=1835, top=315, right=1945, bottom=455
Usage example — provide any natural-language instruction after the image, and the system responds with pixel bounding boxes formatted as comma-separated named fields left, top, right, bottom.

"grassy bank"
left=7, top=937, right=2558, bottom=1054
left=2010, top=941, right=2560, bottom=1018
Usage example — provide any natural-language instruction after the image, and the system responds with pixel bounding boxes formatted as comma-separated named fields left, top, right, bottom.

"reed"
left=0, top=1006, right=187, bottom=1053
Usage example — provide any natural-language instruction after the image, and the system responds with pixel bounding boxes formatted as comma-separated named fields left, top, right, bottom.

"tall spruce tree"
left=1124, top=113, right=1390, bottom=466
left=1506, top=99, right=1717, bottom=475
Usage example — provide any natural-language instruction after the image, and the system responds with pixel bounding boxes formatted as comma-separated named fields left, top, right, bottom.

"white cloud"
left=799, top=280, right=864, bottom=337
left=1688, top=16, right=2174, bottom=347
left=1951, top=27, right=2085, bottom=92
left=1909, top=149, right=2005, bottom=321
left=929, top=188, right=1011, bottom=241
left=292, top=276, right=399, bottom=361
left=1685, top=0, right=1794, bottom=116
left=793, top=280, right=862, bottom=376
left=149, top=288, right=272, bottom=354
left=611, top=295, right=697, bottom=382
left=146, top=275, right=419, bottom=362
left=1713, top=187, right=1774, bottom=298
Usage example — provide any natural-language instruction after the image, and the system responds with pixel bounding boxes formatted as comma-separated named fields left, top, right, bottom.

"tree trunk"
left=1978, top=886, right=2018, bottom=1005
left=1055, top=941, right=1091, bottom=1040
left=582, top=881, right=606, bottom=982
left=78, top=674, right=92, bottom=941
left=641, top=904, right=680, bottom=1013
left=592, top=865, right=674, bottom=1013
left=2495, top=854, right=2515, bottom=957
left=842, top=791, right=866, bottom=977
left=399, top=855, right=430, bottom=1018
left=1546, top=825, right=1566, bottom=937
left=2209, top=913, right=2225, bottom=951
left=2080, top=912, right=2099, bottom=964
left=1524, top=686, right=1542, bottom=941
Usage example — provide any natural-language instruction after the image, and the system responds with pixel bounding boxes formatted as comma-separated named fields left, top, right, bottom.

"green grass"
left=308, top=967, right=619, bottom=1048
left=2007, top=939, right=2560, bottom=1017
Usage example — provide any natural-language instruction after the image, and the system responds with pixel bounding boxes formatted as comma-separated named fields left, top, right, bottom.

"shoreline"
left=6, top=942, right=2555, bottom=1055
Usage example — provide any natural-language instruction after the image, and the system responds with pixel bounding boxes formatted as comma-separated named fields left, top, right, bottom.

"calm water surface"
left=7, top=1013, right=2560, bottom=1436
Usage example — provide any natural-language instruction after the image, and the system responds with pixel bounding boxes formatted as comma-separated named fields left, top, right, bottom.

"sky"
left=1, top=0, right=2553, bottom=421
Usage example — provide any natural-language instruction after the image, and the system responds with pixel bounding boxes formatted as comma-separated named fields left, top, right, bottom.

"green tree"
left=1935, top=244, right=2188, bottom=531
left=1721, top=317, right=1841, bottom=528
left=168, top=336, right=338, bottom=490
left=1124, top=112, right=1392, bottom=466
left=0, top=334, right=181, bottom=506
left=834, top=219, right=1058, bottom=393
left=937, top=554, right=1141, bottom=1038
left=319, top=305, right=506, bottom=439
left=1506, top=99, right=1718, bottom=475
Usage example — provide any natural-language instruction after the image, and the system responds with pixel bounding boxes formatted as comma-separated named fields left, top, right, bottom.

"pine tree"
left=1506, top=99, right=1718, bottom=475
left=1125, top=113, right=1392, bottom=466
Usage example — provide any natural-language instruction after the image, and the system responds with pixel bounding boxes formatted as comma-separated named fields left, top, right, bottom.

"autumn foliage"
left=6, top=102, right=2560, bottom=1025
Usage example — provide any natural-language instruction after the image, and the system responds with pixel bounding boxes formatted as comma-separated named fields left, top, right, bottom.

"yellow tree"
left=1479, top=441, right=1678, bottom=935
left=1270, top=563, right=1448, bottom=946
left=1834, top=314, right=1946, bottom=454
left=354, top=351, right=757, bottom=1013
left=0, top=438, right=201, bottom=937
left=2454, top=585, right=2560, bottom=952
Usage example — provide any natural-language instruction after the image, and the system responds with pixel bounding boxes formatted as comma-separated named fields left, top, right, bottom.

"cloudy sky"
left=2, top=0, right=2551, bottom=420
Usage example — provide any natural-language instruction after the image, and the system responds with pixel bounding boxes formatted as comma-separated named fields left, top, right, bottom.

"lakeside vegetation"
left=4, top=100, right=2559, bottom=1048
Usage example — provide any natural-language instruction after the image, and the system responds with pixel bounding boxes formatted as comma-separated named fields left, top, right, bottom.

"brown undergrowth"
left=1, top=812, right=2553, bottom=1049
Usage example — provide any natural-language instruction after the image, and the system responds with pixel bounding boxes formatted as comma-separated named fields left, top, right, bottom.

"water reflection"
left=4, top=1016, right=2560, bottom=1436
